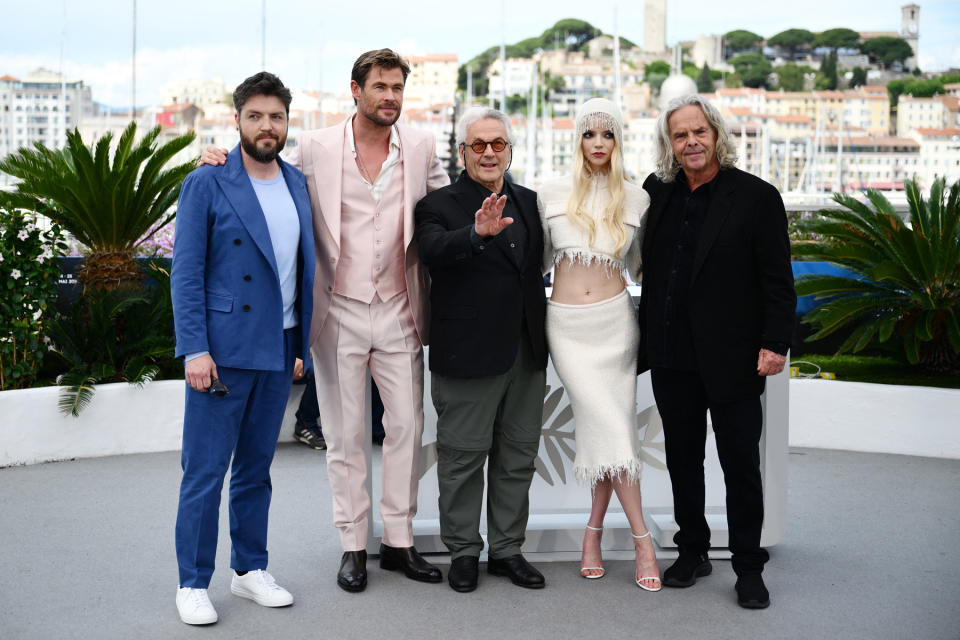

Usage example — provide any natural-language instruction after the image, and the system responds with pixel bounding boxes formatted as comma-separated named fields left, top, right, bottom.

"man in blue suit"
left=171, top=72, right=314, bottom=626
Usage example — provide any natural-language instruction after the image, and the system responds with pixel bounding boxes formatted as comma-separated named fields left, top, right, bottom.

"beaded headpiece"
left=575, top=98, right=624, bottom=149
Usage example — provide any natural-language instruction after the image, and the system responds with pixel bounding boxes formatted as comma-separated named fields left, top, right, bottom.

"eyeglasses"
left=462, top=138, right=509, bottom=154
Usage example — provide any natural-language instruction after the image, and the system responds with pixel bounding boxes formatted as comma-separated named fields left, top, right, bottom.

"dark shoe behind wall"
left=294, top=421, right=326, bottom=450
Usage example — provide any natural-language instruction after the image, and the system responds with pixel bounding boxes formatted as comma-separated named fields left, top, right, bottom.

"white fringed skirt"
left=546, top=289, right=642, bottom=487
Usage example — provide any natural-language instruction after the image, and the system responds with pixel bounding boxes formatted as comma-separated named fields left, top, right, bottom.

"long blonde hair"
left=566, top=104, right=628, bottom=257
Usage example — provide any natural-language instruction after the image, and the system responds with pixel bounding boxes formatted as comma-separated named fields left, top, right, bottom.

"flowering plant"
left=134, top=222, right=176, bottom=258
left=0, top=208, right=68, bottom=389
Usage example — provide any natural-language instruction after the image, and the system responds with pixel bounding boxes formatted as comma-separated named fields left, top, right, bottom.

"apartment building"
left=713, top=86, right=889, bottom=136
left=910, top=127, right=960, bottom=185
left=897, top=94, right=960, bottom=134
left=160, top=78, right=229, bottom=111
left=486, top=57, right=538, bottom=99
left=405, top=54, right=459, bottom=108
left=0, top=68, right=93, bottom=160
left=815, top=135, right=921, bottom=191
left=841, top=88, right=890, bottom=134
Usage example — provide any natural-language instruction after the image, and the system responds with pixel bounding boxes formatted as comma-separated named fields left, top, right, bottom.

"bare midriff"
left=550, top=255, right=625, bottom=305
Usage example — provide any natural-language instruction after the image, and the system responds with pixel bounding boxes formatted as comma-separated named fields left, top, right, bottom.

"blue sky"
left=2, top=0, right=958, bottom=108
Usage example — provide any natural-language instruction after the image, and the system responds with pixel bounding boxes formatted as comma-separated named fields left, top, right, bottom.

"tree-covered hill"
left=458, top=18, right=638, bottom=93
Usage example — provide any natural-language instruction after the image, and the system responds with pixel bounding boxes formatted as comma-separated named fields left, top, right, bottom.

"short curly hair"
left=233, top=71, right=292, bottom=115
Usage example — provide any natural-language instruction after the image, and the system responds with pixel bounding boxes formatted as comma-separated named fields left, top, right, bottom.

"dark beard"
left=240, top=133, right=286, bottom=164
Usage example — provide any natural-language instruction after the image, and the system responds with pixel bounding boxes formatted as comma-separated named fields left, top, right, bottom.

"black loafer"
left=379, top=544, right=442, bottom=583
left=736, top=573, right=770, bottom=609
left=662, top=552, right=711, bottom=588
left=337, top=550, right=368, bottom=592
left=487, top=554, right=545, bottom=589
left=448, top=556, right=479, bottom=593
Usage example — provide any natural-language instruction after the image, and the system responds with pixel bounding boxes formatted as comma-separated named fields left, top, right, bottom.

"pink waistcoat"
left=334, top=135, right=406, bottom=303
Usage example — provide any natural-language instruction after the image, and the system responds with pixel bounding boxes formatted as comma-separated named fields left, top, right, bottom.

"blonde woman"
left=538, top=98, right=659, bottom=591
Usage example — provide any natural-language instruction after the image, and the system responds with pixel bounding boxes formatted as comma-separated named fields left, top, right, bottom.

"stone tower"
left=901, top=3, right=920, bottom=70
left=644, top=0, right=667, bottom=53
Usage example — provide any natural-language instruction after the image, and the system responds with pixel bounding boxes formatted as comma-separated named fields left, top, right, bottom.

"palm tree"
left=792, top=177, right=960, bottom=374
left=0, top=122, right=195, bottom=289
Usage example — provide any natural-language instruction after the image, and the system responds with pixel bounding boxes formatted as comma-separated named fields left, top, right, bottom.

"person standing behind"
left=415, top=107, right=548, bottom=593
left=202, top=50, right=449, bottom=593
left=638, top=94, right=796, bottom=609
left=292, top=359, right=326, bottom=450
left=537, top=98, right=659, bottom=591
left=171, top=72, right=314, bottom=625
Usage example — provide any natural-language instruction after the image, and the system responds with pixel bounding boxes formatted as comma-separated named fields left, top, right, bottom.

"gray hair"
left=455, top=107, right=515, bottom=146
left=654, top=94, right=738, bottom=183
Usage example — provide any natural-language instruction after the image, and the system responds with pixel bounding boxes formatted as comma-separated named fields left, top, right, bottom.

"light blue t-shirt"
left=249, top=172, right=301, bottom=330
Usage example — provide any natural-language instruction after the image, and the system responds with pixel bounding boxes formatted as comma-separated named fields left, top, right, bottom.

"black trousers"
left=650, top=367, right=770, bottom=575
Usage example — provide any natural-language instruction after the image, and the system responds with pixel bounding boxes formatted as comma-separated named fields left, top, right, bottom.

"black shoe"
left=337, top=550, right=367, bottom=592
left=379, top=544, right=442, bottom=583
left=487, top=554, right=545, bottom=589
left=662, top=552, right=712, bottom=588
left=294, top=421, right=326, bottom=450
left=448, top=556, right=479, bottom=593
left=736, top=573, right=770, bottom=609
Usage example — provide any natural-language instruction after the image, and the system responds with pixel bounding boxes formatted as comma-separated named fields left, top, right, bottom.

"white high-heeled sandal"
left=580, top=524, right=605, bottom=579
left=632, top=530, right=662, bottom=592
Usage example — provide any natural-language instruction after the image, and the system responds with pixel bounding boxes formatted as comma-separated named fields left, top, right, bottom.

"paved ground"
left=1, top=445, right=958, bottom=640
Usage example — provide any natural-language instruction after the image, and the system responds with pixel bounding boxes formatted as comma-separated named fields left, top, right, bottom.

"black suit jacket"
left=638, top=167, right=796, bottom=402
left=415, top=173, right=547, bottom=378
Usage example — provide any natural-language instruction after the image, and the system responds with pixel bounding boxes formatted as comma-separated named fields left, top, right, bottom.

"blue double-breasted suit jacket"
left=171, top=144, right=314, bottom=368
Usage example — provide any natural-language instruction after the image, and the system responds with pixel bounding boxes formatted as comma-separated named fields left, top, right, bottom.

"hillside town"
left=2, top=3, right=957, bottom=195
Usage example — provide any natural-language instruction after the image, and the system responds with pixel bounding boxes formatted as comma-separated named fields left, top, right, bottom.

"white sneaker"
left=176, top=587, right=218, bottom=625
left=231, top=570, right=294, bottom=607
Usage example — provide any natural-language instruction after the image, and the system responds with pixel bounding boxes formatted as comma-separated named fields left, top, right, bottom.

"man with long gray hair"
left=415, top=107, right=548, bottom=593
left=637, top=94, right=796, bottom=608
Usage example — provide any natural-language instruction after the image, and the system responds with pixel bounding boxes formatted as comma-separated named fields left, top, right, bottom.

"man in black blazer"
left=415, top=107, right=548, bottom=594
left=638, top=95, right=796, bottom=609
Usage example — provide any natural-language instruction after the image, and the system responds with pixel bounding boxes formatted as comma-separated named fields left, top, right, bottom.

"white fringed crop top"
left=537, top=174, right=650, bottom=282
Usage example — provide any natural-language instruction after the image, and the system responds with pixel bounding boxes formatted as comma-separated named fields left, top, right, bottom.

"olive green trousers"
left=430, top=336, right=546, bottom=560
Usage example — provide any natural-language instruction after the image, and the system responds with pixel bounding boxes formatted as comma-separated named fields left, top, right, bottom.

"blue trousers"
left=175, top=329, right=296, bottom=588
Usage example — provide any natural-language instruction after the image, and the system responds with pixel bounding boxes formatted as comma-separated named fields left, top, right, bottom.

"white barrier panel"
left=789, top=379, right=960, bottom=458
left=367, top=352, right=790, bottom=556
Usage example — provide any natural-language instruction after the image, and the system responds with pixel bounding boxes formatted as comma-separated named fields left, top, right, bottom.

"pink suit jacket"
left=286, top=118, right=449, bottom=349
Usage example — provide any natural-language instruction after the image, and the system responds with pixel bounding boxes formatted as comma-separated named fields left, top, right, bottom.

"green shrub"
left=47, top=260, right=181, bottom=415
left=0, top=209, right=68, bottom=390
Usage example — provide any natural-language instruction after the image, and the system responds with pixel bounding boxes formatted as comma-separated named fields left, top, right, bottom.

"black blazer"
left=638, top=167, right=796, bottom=402
left=415, top=174, right=547, bottom=378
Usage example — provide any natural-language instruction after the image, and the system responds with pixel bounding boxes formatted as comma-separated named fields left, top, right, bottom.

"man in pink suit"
left=203, top=49, right=449, bottom=592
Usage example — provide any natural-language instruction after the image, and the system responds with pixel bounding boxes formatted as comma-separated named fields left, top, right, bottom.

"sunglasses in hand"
left=208, top=378, right=230, bottom=397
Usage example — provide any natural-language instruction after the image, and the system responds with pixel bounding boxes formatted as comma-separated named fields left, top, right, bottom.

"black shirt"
left=645, top=170, right=721, bottom=370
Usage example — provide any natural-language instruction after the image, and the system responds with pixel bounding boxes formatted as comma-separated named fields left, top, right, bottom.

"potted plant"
left=0, top=122, right=196, bottom=412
